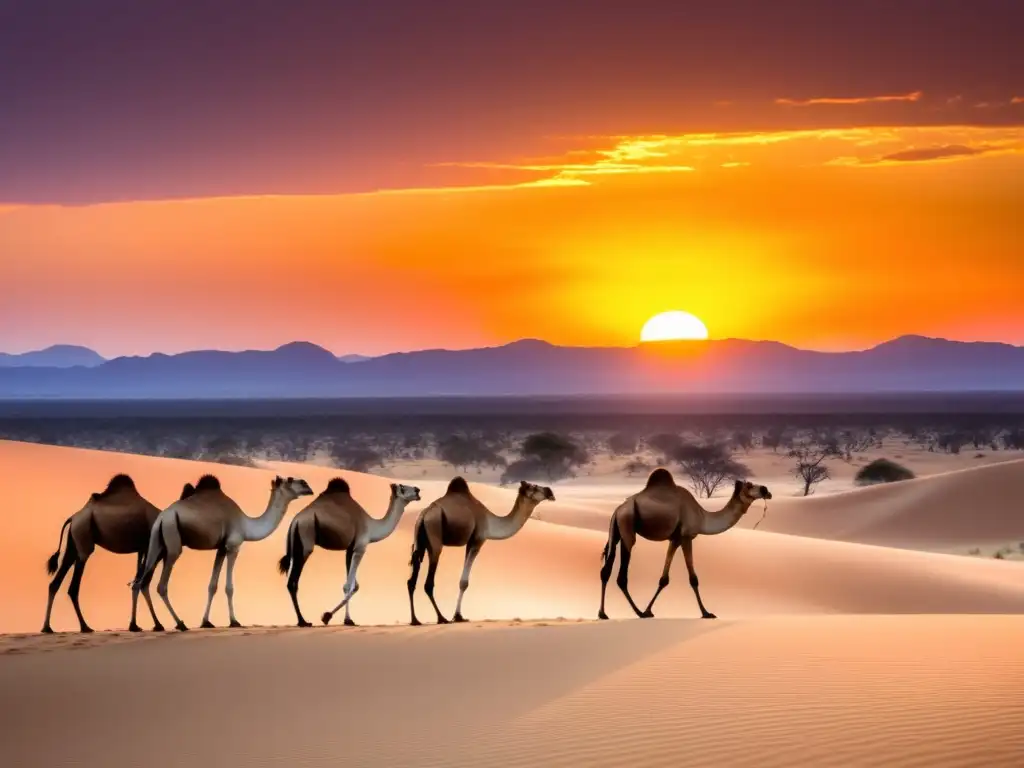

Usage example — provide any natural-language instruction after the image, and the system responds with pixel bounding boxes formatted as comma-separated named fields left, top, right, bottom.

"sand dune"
left=3, top=439, right=1024, bottom=636
left=4, top=440, right=1024, bottom=767
left=744, top=458, right=1024, bottom=549
left=2, top=617, right=1022, bottom=767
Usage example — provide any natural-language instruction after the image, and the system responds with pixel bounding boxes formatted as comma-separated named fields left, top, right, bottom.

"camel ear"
left=390, top=482, right=397, bottom=494
left=273, top=476, right=282, bottom=488
left=520, top=480, right=528, bottom=488
left=734, top=480, right=743, bottom=495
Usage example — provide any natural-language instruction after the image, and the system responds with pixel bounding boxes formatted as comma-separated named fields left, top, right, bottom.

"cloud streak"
left=776, top=91, right=923, bottom=106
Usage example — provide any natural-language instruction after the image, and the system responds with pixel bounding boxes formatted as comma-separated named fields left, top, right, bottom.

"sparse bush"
left=854, top=458, right=915, bottom=486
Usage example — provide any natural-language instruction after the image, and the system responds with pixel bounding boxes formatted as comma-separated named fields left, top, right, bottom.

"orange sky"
left=2, top=123, right=1023, bottom=356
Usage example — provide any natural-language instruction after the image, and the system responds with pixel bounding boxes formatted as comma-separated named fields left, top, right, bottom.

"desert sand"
left=2, top=438, right=1024, bottom=766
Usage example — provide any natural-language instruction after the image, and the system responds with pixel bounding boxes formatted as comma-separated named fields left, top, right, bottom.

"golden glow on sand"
left=640, top=310, right=709, bottom=342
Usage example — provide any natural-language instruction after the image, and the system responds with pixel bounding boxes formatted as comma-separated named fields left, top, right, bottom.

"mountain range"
left=0, top=336, right=1021, bottom=398
left=0, top=344, right=107, bottom=368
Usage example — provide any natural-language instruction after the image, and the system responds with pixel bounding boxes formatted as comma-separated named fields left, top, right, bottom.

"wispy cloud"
left=776, top=90, right=923, bottom=107
left=432, top=125, right=1022, bottom=190
left=829, top=137, right=1022, bottom=167
left=1012, top=96, right=1024, bottom=105
left=880, top=145, right=986, bottom=163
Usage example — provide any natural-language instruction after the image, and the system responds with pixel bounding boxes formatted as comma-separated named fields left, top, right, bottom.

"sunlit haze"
left=1, top=2, right=1022, bottom=357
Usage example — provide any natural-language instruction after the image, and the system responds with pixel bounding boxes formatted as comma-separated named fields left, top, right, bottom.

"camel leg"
left=598, top=516, right=620, bottom=620
left=452, top=541, right=483, bottom=623
left=224, top=549, right=242, bottom=628
left=141, top=575, right=163, bottom=632
left=128, top=552, right=146, bottom=632
left=407, top=541, right=426, bottom=626
left=615, top=531, right=645, bottom=618
left=155, top=523, right=187, bottom=631
left=642, top=540, right=679, bottom=618
left=42, top=544, right=77, bottom=633
left=200, top=550, right=227, bottom=628
left=423, top=547, right=448, bottom=624
left=321, top=547, right=364, bottom=626
left=286, top=544, right=312, bottom=627
left=682, top=538, right=715, bottom=619
left=341, top=548, right=362, bottom=627
left=134, top=552, right=166, bottom=632
left=66, top=554, right=94, bottom=633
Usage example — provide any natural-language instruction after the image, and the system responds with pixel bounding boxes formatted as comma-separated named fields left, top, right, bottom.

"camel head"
left=390, top=483, right=422, bottom=503
left=733, top=480, right=772, bottom=507
left=519, top=480, right=556, bottom=504
left=272, top=475, right=315, bottom=500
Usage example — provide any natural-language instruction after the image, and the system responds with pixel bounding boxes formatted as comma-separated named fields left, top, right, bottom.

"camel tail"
left=600, top=508, right=622, bottom=564
left=135, top=513, right=169, bottom=588
left=409, top=512, right=428, bottom=565
left=278, top=518, right=296, bottom=576
left=46, top=518, right=72, bottom=575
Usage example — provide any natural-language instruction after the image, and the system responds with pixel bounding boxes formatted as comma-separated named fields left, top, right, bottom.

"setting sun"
left=640, top=311, right=709, bottom=342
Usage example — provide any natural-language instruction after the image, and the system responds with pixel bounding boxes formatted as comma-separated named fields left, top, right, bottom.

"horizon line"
left=3, top=333, right=1022, bottom=361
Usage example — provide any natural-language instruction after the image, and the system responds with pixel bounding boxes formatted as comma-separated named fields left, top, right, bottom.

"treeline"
left=2, top=416, right=1023, bottom=498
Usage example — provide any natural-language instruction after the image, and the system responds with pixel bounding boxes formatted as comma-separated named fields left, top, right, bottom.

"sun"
left=640, top=310, right=709, bottom=342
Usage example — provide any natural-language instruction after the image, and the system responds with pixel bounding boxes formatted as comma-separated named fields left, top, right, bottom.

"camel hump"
left=324, top=477, right=350, bottom=495
left=179, top=483, right=197, bottom=500
left=93, top=473, right=136, bottom=500
left=645, top=468, right=676, bottom=489
left=446, top=476, right=471, bottom=495
left=194, top=474, right=221, bottom=493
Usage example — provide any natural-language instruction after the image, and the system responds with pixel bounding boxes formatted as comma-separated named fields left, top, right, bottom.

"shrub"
left=854, top=458, right=915, bottom=486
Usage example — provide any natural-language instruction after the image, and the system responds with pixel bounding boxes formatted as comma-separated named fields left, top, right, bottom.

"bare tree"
left=671, top=441, right=751, bottom=499
left=789, top=442, right=836, bottom=496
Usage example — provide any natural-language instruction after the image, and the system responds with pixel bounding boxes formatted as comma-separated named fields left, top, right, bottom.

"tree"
left=730, top=430, right=755, bottom=453
left=762, top=425, right=791, bottom=453
left=436, top=434, right=505, bottom=473
left=1003, top=429, right=1024, bottom=451
left=789, top=442, right=836, bottom=496
left=670, top=441, right=751, bottom=499
left=607, top=432, right=638, bottom=457
left=647, top=432, right=683, bottom=462
left=330, top=440, right=383, bottom=473
left=503, top=432, right=588, bottom=483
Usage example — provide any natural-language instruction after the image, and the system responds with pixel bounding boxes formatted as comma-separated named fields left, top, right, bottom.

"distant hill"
left=337, top=354, right=372, bottom=363
left=0, top=335, right=1021, bottom=398
left=0, top=344, right=105, bottom=368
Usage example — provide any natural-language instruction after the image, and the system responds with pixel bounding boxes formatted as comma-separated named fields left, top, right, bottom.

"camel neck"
left=367, top=496, right=408, bottom=543
left=699, top=495, right=751, bottom=536
left=485, top=494, right=538, bottom=540
left=241, top=492, right=292, bottom=541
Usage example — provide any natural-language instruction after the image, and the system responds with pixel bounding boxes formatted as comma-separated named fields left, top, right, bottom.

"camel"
left=407, top=477, right=554, bottom=625
left=135, top=473, right=313, bottom=631
left=276, top=477, right=422, bottom=627
left=42, top=473, right=164, bottom=634
left=598, top=468, right=771, bottom=620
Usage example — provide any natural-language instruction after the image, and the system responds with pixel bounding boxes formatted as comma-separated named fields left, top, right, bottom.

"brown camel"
left=276, top=477, right=422, bottom=627
left=407, top=477, right=554, bottom=625
left=135, top=473, right=313, bottom=631
left=42, top=473, right=164, bottom=634
left=598, top=468, right=771, bottom=620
